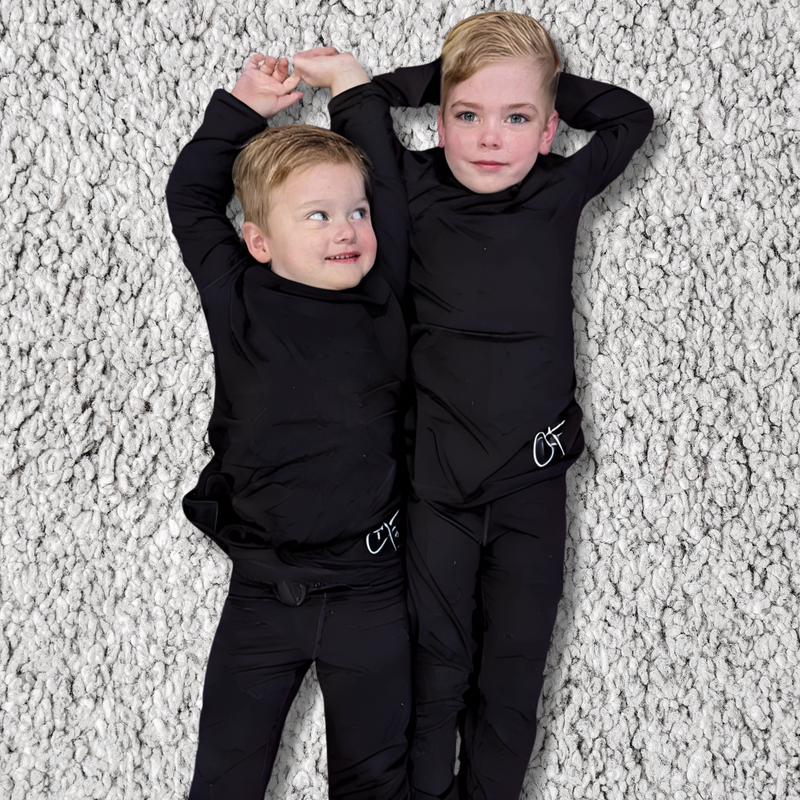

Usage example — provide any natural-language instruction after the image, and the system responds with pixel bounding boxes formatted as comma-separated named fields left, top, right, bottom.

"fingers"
left=248, top=54, right=275, bottom=74
left=246, top=48, right=337, bottom=97
left=247, top=53, right=300, bottom=89
left=282, top=70, right=302, bottom=92
left=246, top=53, right=266, bottom=73
left=276, top=90, right=304, bottom=112
left=274, top=56, right=290, bottom=82
left=249, top=46, right=341, bottom=80
left=294, top=46, right=339, bottom=59
left=267, top=57, right=301, bottom=92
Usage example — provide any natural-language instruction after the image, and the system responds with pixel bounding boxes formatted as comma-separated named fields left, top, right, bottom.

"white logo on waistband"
left=533, top=420, right=566, bottom=467
left=366, top=510, right=401, bottom=554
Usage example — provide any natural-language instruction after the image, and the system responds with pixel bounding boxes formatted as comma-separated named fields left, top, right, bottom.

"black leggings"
left=188, top=569, right=411, bottom=800
left=406, top=476, right=567, bottom=800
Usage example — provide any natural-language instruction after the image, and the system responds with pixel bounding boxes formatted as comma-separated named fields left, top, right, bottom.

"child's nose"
left=478, top=124, right=502, bottom=148
left=334, top=221, right=357, bottom=241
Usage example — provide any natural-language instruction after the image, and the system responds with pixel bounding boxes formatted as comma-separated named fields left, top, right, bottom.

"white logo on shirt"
left=366, top=510, right=401, bottom=554
left=533, top=420, right=566, bottom=467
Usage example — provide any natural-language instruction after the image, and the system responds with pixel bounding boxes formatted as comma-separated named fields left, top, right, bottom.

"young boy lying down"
left=324, top=10, right=654, bottom=799
left=166, top=51, right=414, bottom=800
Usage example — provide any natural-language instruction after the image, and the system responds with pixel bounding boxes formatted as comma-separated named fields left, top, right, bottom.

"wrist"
left=330, top=67, right=370, bottom=98
left=230, top=84, right=272, bottom=119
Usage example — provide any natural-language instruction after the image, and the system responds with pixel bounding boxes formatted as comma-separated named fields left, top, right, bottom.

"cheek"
left=353, top=221, right=377, bottom=253
left=273, top=231, right=295, bottom=257
left=510, top=131, right=540, bottom=163
left=444, top=129, right=471, bottom=159
left=365, top=226, right=378, bottom=255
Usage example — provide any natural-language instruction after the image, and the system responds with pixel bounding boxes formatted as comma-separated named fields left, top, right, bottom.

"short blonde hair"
left=232, top=124, right=372, bottom=232
left=441, top=11, right=561, bottom=113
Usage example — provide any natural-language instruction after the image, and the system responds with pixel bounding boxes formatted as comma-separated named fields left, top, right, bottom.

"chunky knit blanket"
left=1, top=0, right=798, bottom=797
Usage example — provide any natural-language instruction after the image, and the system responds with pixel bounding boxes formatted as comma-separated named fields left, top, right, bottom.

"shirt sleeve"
left=328, top=82, right=411, bottom=299
left=165, top=89, right=268, bottom=294
left=370, top=60, right=442, bottom=108
left=555, top=73, right=654, bottom=202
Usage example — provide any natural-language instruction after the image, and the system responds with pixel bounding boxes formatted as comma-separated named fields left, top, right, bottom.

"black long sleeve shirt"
left=365, top=62, right=654, bottom=507
left=165, top=85, right=409, bottom=562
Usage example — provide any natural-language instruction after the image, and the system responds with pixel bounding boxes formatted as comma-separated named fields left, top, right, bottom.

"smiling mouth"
left=326, top=252, right=360, bottom=262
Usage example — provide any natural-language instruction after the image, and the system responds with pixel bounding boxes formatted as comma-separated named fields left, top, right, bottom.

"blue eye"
left=308, top=211, right=328, bottom=221
left=457, top=111, right=477, bottom=123
left=508, top=114, right=528, bottom=124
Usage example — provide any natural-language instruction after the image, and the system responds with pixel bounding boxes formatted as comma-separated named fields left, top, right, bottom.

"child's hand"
left=293, top=47, right=370, bottom=97
left=231, top=54, right=303, bottom=119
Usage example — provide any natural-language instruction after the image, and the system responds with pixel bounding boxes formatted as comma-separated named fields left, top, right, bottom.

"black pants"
left=188, top=566, right=412, bottom=800
left=406, top=476, right=567, bottom=800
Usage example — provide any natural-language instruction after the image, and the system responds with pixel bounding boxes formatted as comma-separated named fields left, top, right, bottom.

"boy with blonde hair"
left=330, top=10, right=654, bottom=799
left=166, top=51, right=413, bottom=799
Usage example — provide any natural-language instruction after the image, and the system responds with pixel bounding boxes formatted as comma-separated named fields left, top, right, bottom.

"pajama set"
left=165, top=84, right=413, bottom=800
left=339, top=62, right=653, bottom=799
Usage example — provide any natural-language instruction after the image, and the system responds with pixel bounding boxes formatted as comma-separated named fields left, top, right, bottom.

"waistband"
left=411, top=408, right=584, bottom=509
left=221, top=510, right=404, bottom=606
left=229, top=556, right=405, bottom=605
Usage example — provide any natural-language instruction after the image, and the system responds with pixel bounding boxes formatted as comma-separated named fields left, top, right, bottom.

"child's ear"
left=538, top=109, right=559, bottom=156
left=437, top=107, right=446, bottom=148
left=242, top=221, right=272, bottom=264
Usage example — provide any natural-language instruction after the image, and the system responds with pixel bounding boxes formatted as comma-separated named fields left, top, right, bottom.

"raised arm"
left=370, top=60, right=442, bottom=109
left=555, top=72, right=654, bottom=201
left=165, top=55, right=302, bottom=294
left=294, top=49, right=411, bottom=298
left=329, top=82, right=410, bottom=297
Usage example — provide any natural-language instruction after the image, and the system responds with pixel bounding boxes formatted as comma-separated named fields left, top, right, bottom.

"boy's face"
left=437, top=58, right=559, bottom=194
left=246, top=163, right=377, bottom=291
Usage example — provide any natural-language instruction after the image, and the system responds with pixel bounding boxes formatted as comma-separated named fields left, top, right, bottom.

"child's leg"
left=405, top=497, right=484, bottom=800
left=314, top=572, right=412, bottom=800
left=188, top=587, right=319, bottom=800
left=463, top=476, right=567, bottom=800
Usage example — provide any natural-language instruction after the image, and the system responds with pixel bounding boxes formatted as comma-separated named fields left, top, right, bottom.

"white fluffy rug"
left=1, top=0, right=798, bottom=797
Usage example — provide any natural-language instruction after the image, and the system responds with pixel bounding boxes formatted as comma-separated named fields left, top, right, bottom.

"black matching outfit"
left=165, top=84, right=413, bottom=800
left=350, top=61, right=654, bottom=799
left=166, top=55, right=653, bottom=800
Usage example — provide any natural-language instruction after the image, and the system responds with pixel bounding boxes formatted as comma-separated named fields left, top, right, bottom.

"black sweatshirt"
left=165, top=85, right=409, bottom=564
left=364, top=62, right=654, bottom=507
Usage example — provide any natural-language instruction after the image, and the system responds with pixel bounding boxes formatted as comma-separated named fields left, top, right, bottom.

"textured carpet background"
left=1, top=0, right=799, bottom=797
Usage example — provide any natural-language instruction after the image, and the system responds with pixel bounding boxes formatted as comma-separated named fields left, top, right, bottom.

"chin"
left=463, top=173, right=516, bottom=194
left=449, top=164, right=507, bottom=194
left=328, top=265, right=372, bottom=291
left=330, top=277, right=360, bottom=290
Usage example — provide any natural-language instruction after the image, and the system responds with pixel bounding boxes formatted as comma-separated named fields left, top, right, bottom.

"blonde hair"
left=232, top=125, right=372, bottom=232
left=441, top=11, right=561, bottom=112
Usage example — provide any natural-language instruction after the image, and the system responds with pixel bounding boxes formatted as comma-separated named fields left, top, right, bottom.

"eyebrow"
left=297, top=196, right=369, bottom=209
left=450, top=101, right=538, bottom=112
